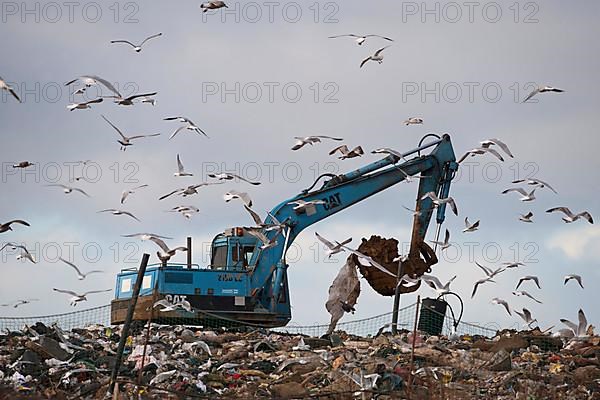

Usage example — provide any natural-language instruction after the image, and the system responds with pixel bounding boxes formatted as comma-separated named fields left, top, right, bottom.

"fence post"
left=391, top=259, right=404, bottom=335
left=107, top=253, right=150, bottom=397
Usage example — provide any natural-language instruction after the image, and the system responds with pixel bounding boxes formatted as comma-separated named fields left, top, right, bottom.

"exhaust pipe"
left=187, top=236, right=192, bottom=268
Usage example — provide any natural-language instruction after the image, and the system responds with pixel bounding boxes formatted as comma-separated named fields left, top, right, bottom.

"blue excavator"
left=111, top=134, right=458, bottom=327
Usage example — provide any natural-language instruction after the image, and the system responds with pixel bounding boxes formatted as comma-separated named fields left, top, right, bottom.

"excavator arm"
left=249, top=134, right=458, bottom=311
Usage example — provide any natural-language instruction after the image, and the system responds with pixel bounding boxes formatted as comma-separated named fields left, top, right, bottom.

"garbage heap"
left=0, top=322, right=599, bottom=399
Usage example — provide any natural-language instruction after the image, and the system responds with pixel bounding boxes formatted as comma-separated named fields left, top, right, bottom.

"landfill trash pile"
left=1, top=321, right=599, bottom=399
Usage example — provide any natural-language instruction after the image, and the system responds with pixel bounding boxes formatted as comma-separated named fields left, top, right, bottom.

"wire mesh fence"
left=0, top=298, right=498, bottom=338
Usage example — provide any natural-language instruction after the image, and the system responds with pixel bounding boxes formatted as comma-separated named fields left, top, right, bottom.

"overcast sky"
left=1, top=0, right=599, bottom=333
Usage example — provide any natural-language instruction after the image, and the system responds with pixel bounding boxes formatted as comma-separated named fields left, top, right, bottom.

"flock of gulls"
left=0, top=3, right=595, bottom=336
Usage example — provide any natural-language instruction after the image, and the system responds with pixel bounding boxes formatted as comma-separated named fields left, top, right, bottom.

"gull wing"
left=140, top=32, right=163, bottom=46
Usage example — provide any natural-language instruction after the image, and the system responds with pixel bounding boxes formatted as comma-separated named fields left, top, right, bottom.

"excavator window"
left=211, top=245, right=227, bottom=269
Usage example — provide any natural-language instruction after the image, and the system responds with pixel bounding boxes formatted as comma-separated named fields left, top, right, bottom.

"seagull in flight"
left=121, top=184, right=148, bottom=204
left=67, top=98, right=103, bottom=111
left=341, top=246, right=396, bottom=278
left=491, top=298, right=511, bottom=316
left=546, top=207, right=593, bottom=224
left=101, top=115, right=160, bottom=151
left=360, top=46, right=391, bottom=68
left=168, top=205, right=200, bottom=219
left=288, top=199, right=326, bottom=212
left=471, top=277, right=496, bottom=298
left=45, top=184, right=90, bottom=197
left=401, top=205, right=422, bottom=217
left=328, top=33, right=393, bottom=46
left=475, top=261, right=505, bottom=278
left=502, top=261, right=525, bottom=269
left=512, top=178, right=557, bottom=194
left=522, top=85, right=564, bottom=102
left=110, top=32, right=162, bottom=52
left=174, top=154, right=193, bottom=177
left=164, top=116, right=209, bottom=138
left=403, top=117, right=423, bottom=126
left=13, top=161, right=34, bottom=169
left=463, top=217, right=480, bottom=233
left=291, top=135, right=343, bottom=151
left=208, top=173, right=261, bottom=185
left=329, top=145, right=364, bottom=160
left=53, top=288, right=111, bottom=306
left=0, top=220, right=30, bottom=234
left=223, top=190, right=252, bottom=207
left=98, top=209, right=141, bottom=222
left=515, top=308, right=537, bottom=327
left=200, top=1, right=228, bottom=12
left=149, top=237, right=188, bottom=264
left=242, top=206, right=287, bottom=234
left=105, top=92, right=158, bottom=106
left=153, top=298, right=193, bottom=313
left=431, top=228, right=451, bottom=250
left=1, top=299, right=39, bottom=308
left=480, top=138, right=514, bottom=158
left=0, top=76, right=21, bottom=102
left=564, top=274, right=584, bottom=288
left=58, top=257, right=103, bottom=280
left=122, top=233, right=173, bottom=241
left=65, top=75, right=121, bottom=97
left=244, top=228, right=280, bottom=250
left=502, top=187, right=536, bottom=202
left=371, top=147, right=408, bottom=163
left=515, top=275, right=541, bottom=290
left=159, top=183, right=222, bottom=200
left=458, top=146, right=504, bottom=163
left=420, top=274, right=457, bottom=296
left=0, top=242, right=36, bottom=263
left=519, top=212, right=534, bottom=223
left=560, top=309, right=589, bottom=337
left=421, top=192, right=458, bottom=216
left=512, top=290, right=543, bottom=304
left=315, top=232, right=352, bottom=258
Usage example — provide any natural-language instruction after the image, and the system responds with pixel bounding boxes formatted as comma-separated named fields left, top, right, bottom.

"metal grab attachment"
left=397, top=241, right=438, bottom=294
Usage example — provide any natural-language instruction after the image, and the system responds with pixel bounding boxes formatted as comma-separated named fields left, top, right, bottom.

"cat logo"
left=322, top=193, right=342, bottom=210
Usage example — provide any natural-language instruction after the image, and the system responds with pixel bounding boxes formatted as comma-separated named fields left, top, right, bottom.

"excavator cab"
left=210, top=229, right=258, bottom=271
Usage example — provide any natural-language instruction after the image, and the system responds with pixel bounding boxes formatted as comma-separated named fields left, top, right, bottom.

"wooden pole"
left=108, top=253, right=150, bottom=396
left=407, top=295, right=421, bottom=399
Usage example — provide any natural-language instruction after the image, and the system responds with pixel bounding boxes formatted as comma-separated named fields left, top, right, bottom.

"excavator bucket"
left=351, top=235, right=437, bottom=296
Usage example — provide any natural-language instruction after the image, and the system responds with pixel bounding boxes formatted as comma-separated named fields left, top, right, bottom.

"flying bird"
left=523, top=86, right=564, bottom=103
left=223, top=190, right=252, bottom=207
left=515, top=275, right=541, bottom=290
left=512, top=178, right=557, bottom=194
left=101, top=115, right=160, bottom=151
left=0, top=242, right=36, bottom=263
left=329, top=145, right=364, bottom=160
left=512, top=291, right=543, bottom=304
left=502, top=187, right=536, bottom=202
left=458, top=147, right=504, bottom=163
left=546, top=207, right=593, bottom=224
left=122, top=233, right=173, bottom=241
left=12, top=161, right=33, bottom=169
left=519, top=212, right=534, bottom=223
left=0, top=220, right=30, bottom=234
left=502, top=261, right=525, bottom=269
left=1, top=299, right=38, bottom=308
left=64, top=75, right=121, bottom=97
left=208, top=173, right=261, bottom=185
left=164, top=116, right=209, bottom=138
left=328, top=33, right=393, bottom=46
left=341, top=246, right=397, bottom=278
left=153, top=298, right=193, bottom=313
left=45, top=184, right=90, bottom=197
left=287, top=199, right=326, bottom=212
left=159, top=183, right=222, bottom=200
left=371, top=147, right=408, bottom=163
left=138, top=96, right=156, bottom=106
left=98, top=209, right=141, bottom=222
left=110, top=32, right=162, bottom=52
left=471, top=277, right=496, bottom=298
left=242, top=206, right=286, bottom=233
left=420, top=274, right=457, bottom=296
left=168, top=205, right=200, bottom=220
left=105, top=92, right=158, bottom=106
left=200, top=1, right=228, bottom=12
left=121, top=184, right=149, bottom=204
left=315, top=232, right=352, bottom=258
left=291, top=135, right=343, bottom=151
left=58, top=257, right=103, bottom=280
left=431, top=228, right=451, bottom=250
left=0, top=76, right=21, bottom=102
left=403, top=117, right=423, bottom=126
left=463, top=217, right=480, bottom=233
left=53, top=288, right=111, bottom=306
left=401, top=205, right=422, bottom=217
left=244, top=228, right=280, bottom=250
left=421, top=192, right=458, bottom=216
left=149, top=237, right=188, bottom=264
left=480, top=138, right=513, bottom=158
left=67, top=98, right=103, bottom=111
left=360, top=46, right=391, bottom=68
left=491, top=298, right=511, bottom=316
left=564, top=274, right=584, bottom=288
left=174, top=154, right=193, bottom=177
left=474, top=261, right=505, bottom=278
left=514, top=308, right=537, bottom=327
left=560, top=309, right=589, bottom=337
